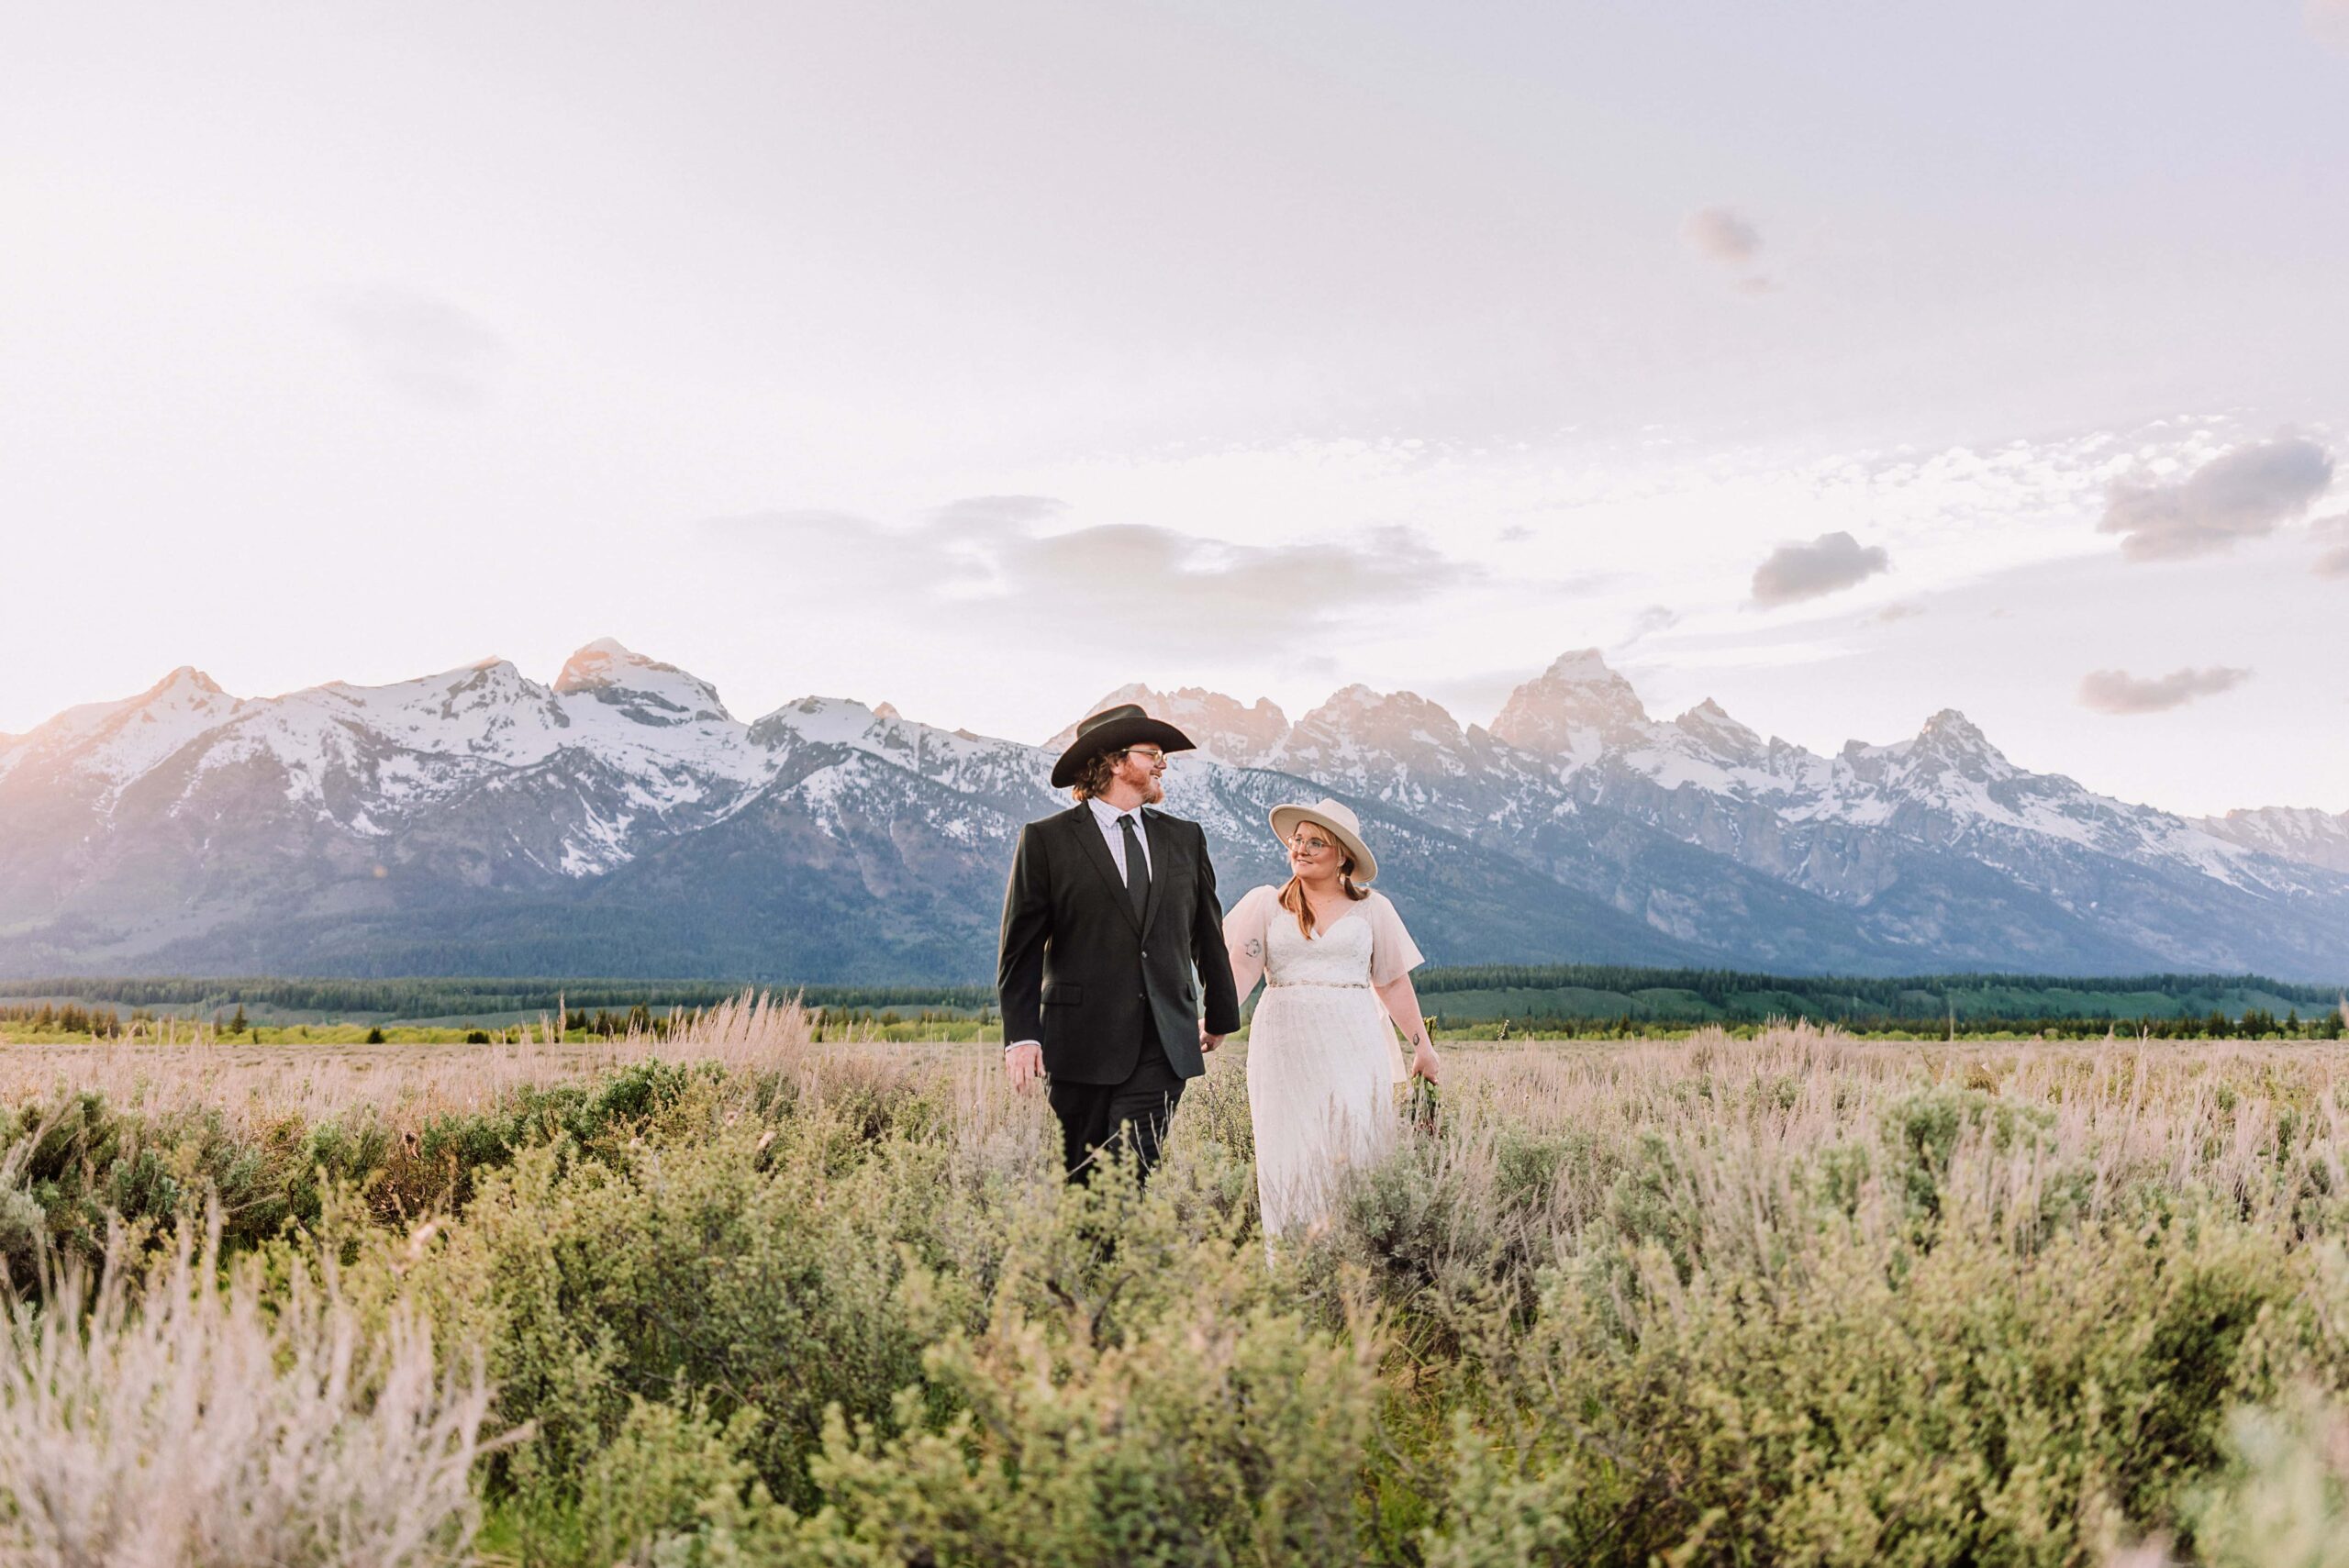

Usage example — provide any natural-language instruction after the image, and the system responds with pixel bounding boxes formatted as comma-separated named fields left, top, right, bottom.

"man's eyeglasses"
left=1121, top=747, right=1167, bottom=763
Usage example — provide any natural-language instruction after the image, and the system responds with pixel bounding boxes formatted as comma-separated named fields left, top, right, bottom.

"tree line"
left=1, top=967, right=2340, bottom=1035
left=0, top=975, right=996, bottom=1018
left=1408, top=962, right=2344, bottom=1012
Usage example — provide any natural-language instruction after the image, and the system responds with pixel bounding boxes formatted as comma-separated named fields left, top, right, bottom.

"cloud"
left=2310, top=0, right=2349, bottom=54
left=993, top=521, right=1474, bottom=638
left=326, top=284, right=506, bottom=408
left=1616, top=605, right=1679, bottom=648
left=1871, top=601, right=1924, bottom=624
left=2311, top=513, right=2349, bottom=578
left=2099, top=437, right=2334, bottom=562
left=2077, top=665, right=2253, bottom=715
left=1750, top=530, right=1891, bottom=606
left=707, top=500, right=1482, bottom=652
left=1684, top=207, right=1762, bottom=265
left=930, top=495, right=1067, bottom=532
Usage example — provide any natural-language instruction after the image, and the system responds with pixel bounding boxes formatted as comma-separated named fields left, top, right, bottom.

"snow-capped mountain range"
left=1, top=639, right=2343, bottom=983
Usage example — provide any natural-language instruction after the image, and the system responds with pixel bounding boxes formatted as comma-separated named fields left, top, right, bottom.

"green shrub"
left=785, top=1240, right=1377, bottom=1566
left=428, top=1109, right=940, bottom=1512
left=1429, top=1197, right=2306, bottom=1565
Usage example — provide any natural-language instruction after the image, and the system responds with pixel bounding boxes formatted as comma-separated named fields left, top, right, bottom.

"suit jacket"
left=996, top=803, right=1243, bottom=1085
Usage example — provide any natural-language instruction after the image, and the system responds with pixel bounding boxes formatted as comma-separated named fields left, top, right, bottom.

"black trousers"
left=1048, top=1039, right=1186, bottom=1183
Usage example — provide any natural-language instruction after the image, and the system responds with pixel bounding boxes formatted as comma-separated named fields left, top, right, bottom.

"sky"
left=3, top=1, right=2344, bottom=816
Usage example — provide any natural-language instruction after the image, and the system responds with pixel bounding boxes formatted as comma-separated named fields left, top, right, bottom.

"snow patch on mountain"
left=0, top=666, right=248, bottom=795
left=1489, top=648, right=1653, bottom=769
left=5, top=642, right=2343, bottom=978
left=555, top=638, right=732, bottom=725
left=2197, top=806, right=2349, bottom=875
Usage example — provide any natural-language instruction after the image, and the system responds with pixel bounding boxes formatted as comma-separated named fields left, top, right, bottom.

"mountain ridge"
left=2, top=639, right=2343, bottom=983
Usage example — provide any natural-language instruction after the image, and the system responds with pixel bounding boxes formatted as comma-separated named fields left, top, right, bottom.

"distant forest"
left=0, top=966, right=2341, bottom=1034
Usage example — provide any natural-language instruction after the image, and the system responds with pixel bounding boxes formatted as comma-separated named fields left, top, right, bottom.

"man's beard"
left=1142, top=776, right=1166, bottom=804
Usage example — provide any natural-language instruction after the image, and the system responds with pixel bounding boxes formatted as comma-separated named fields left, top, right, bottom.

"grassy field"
left=6, top=1003, right=2349, bottom=1564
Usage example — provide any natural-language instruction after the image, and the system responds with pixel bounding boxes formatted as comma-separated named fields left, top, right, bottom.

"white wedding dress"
left=1224, top=885, right=1425, bottom=1239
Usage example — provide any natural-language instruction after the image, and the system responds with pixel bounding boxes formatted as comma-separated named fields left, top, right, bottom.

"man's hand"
left=1199, top=1023, right=1226, bottom=1054
left=1004, top=1040, right=1044, bottom=1094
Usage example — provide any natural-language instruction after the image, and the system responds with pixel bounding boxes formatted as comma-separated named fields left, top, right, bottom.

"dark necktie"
left=1119, top=814, right=1150, bottom=920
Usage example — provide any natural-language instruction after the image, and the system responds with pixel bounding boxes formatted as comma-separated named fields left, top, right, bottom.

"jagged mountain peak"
left=1489, top=647, right=1651, bottom=758
left=1909, top=708, right=2012, bottom=771
left=2196, top=805, right=2349, bottom=875
left=1291, top=684, right=1461, bottom=733
left=1275, top=687, right=1472, bottom=786
left=1831, top=707, right=2029, bottom=815
left=0, top=660, right=252, bottom=791
left=555, top=639, right=730, bottom=725
left=1671, top=697, right=1765, bottom=762
left=750, top=695, right=877, bottom=747
left=5, top=641, right=2349, bottom=982
left=1542, top=647, right=1618, bottom=682
left=1048, top=683, right=1290, bottom=766
left=153, top=665, right=228, bottom=699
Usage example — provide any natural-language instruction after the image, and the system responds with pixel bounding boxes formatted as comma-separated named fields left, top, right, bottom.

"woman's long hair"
left=1278, top=850, right=1369, bottom=939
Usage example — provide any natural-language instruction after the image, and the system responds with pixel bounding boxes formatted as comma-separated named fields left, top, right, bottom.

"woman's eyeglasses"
left=1287, top=833, right=1334, bottom=854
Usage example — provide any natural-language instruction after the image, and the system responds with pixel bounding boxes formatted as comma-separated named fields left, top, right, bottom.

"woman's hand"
left=1408, top=1036, right=1441, bottom=1084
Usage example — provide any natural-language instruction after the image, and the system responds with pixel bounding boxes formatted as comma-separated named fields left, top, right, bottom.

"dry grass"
left=0, top=1221, right=493, bottom=1567
left=0, top=992, right=907, bottom=1129
left=1396, top=1030, right=2349, bottom=1277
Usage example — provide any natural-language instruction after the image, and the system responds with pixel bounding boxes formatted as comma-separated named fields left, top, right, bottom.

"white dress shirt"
left=1085, top=795, right=1153, bottom=882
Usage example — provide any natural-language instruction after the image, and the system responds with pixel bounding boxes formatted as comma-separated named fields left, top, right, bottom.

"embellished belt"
left=1266, top=980, right=1370, bottom=989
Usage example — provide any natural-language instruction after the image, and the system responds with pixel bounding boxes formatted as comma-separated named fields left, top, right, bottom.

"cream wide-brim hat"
left=1267, top=796, right=1378, bottom=884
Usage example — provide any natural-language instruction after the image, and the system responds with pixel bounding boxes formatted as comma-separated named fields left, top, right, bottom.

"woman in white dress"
left=1223, top=796, right=1441, bottom=1240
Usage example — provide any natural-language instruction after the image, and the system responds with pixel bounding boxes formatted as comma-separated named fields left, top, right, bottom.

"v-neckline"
left=1301, top=911, right=1365, bottom=943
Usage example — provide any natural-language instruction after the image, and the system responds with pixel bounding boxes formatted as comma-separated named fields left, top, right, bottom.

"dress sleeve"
left=1224, top=884, right=1275, bottom=1003
left=1366, top=892, right=1425, bottom=987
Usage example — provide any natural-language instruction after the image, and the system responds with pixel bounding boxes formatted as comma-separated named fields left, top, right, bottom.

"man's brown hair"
left=1068, top=748, right=1121, bottom=803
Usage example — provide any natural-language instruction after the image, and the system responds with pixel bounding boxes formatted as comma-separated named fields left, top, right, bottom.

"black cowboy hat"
left=1050, top=703, right=1197, bottom=788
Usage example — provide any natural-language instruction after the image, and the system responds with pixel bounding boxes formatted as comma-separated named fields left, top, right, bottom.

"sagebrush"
left=8, top=1008, right=2349, bottom=1563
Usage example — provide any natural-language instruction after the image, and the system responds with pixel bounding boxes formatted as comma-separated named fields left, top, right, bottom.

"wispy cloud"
left=325, top=285, right=506, bottom=408
left=2077, top=664, right=2253, bottom=715
left=709, top=499, right=1483, bottom=652
left=1683, top=207, right=1761, bottom=264
left=1683, top=206, right=1772, bottom=294
left=1750, top=530, right=1890, bottom=606
left=2099, top=436, right=2334, bottom=562
left=930, top=495, right=1067, bottom=533
left=2310, top=512, right=2349, bottom=579
left=2310, top=0, right=2349, bottom=54
left=1616, top=604, right=1679, bottom=649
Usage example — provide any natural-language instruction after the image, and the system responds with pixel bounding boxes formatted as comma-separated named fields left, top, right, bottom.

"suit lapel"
left=1069, top=806, right=1143, bottom=933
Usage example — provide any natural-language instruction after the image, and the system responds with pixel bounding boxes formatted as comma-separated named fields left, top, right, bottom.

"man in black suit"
left=997, top=703, right=1242, bottom=1181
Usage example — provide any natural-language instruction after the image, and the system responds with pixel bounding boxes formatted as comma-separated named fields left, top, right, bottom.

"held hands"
left=1199, top=1022, right=1225, bottom=1054
left=1004, top=1040, right=1044, bottom=1095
